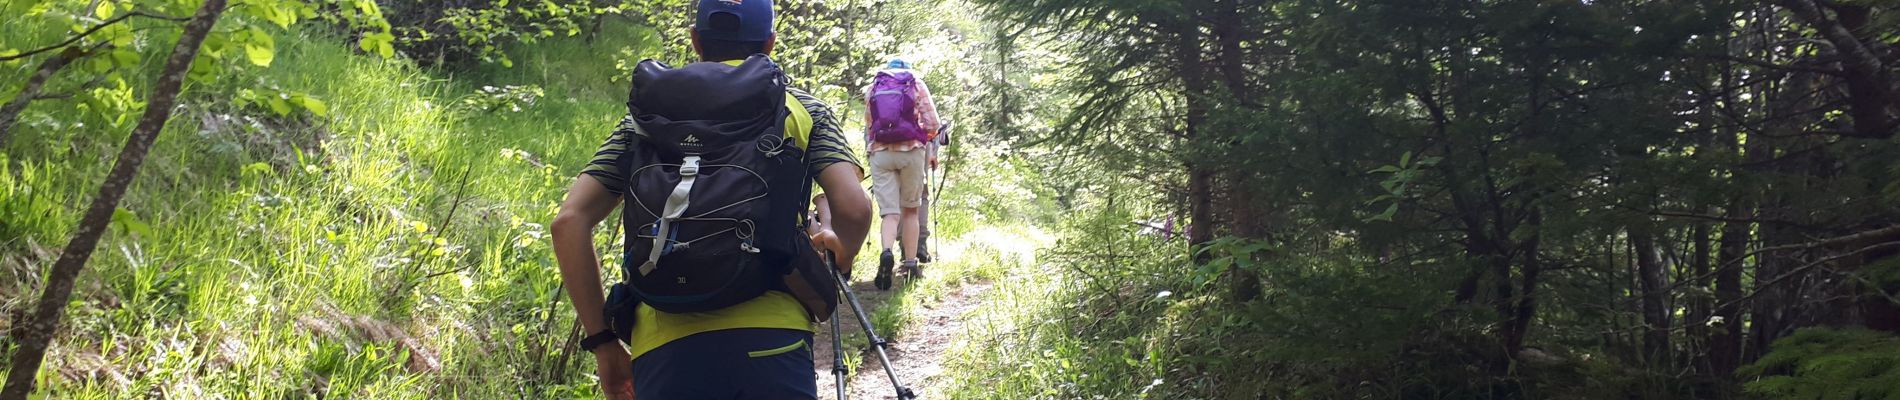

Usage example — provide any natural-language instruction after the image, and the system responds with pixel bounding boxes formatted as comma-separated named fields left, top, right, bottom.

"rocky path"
left=812, top=272, right=993, bottom=400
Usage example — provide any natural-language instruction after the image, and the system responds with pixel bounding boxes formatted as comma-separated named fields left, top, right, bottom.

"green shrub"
left=1741, top=327, right=1900, bottom=399
left=378, top=0, right=631, bottom=67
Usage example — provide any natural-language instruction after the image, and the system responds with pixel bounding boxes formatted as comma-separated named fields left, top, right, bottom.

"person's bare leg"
left=916, top=185, right=932, bottom=262
left=900, top=207, right=921, bottom=262
left=917, top=185, right=931, bottom=238
left=880, top=213, right=901, bottom=251
left=876, top=212, right=901, bottom=289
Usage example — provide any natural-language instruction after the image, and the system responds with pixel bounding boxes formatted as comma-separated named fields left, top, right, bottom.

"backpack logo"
left=682, top=134, right=703, bottom=147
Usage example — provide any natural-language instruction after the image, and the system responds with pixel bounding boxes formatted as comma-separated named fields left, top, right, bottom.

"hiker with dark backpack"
left=864, top=58, right=941, bottom=290
left=549, top=0, right=872, bottom=398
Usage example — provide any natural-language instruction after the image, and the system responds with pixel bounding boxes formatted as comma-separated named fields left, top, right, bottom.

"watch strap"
left=580, top=330, right=619, bottom=352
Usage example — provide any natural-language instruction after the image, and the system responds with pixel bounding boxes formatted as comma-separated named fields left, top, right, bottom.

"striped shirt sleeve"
left=581, top=116, right=638, bottom=195
left=790, top=88, right=862, bottom=178
left=580, top=89, right=861, bottom=196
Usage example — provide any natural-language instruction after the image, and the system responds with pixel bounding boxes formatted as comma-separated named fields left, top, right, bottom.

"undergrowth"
left=936, top=192, right=1683, bottom=399
left=2, top=24, right=650, bottom=398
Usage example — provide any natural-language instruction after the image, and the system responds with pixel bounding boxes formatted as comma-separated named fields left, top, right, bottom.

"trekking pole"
left=928, top=122, right=951, bottom=259
left=825, top=252, right=918, bottom=400
left=831, top=310, right=848, bottom=400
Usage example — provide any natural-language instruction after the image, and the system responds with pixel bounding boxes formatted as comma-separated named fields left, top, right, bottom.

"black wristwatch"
left=580, top=330, right=619, bottom=352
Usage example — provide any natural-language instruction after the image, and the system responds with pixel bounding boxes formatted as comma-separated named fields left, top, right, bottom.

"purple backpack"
left=867, top=71, right=928, bottom=144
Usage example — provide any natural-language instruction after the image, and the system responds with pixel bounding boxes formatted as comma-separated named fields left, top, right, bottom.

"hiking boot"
left=903, top=259, right=922, bottom=280
left=875, top=249, right=894, bottom=290
left=917, top=237, right=932, bottom=263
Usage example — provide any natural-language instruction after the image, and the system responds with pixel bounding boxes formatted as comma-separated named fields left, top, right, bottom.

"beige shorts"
left=869, top=148, right=926, bottom=216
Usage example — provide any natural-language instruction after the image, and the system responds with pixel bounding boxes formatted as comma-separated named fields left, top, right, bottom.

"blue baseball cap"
left=695, top=0, right=775, bottom=42
left=886, top=58, right=910, bottom=69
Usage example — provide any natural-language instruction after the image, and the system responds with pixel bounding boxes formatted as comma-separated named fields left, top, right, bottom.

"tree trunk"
left=1171, top=14, right=1214, bottom=261
left=1686, top=220, right=1713, bottom=375
left=1227, top=183, right=1264, bottom=301
left=1710, top=205, right=1751, bottom=378
left=1748, top=219, right=1787, bottom=363
left=1211, top=0, right=1262, bottom=302
left=991, top=24, right=1015, bottom=138
left=1213, top=0, right=1249, bottom=103
left=1778, top=0, right=1894, bottom=139
left=0, top=1, right=227, bottom=398
left=1504, top=210, right=1544, bottom=359
left=1632, top=223, right=1671, bottom=367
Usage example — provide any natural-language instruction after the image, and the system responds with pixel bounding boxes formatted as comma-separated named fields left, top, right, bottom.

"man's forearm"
left=814, top=165, right=872, bottom=263
left=828, top=193, right=872, bottom=260
left=553, top=219, right=610, bottom=334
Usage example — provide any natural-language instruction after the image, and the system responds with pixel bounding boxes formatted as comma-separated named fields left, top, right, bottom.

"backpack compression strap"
left=639, top=155, right=702, bottom=276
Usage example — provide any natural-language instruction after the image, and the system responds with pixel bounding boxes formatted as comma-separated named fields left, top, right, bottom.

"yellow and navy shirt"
left=582, top=85, right=859, bottom=360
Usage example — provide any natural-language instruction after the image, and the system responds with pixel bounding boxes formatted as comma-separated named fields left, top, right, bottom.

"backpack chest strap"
left=639, top=155, right=702, bottom=276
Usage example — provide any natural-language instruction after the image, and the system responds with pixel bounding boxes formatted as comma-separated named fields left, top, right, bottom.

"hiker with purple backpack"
left=864, top=58, right=941, bottom=290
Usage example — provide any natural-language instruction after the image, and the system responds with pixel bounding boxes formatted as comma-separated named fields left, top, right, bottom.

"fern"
left=1740, top=327, right=1900, bottom=399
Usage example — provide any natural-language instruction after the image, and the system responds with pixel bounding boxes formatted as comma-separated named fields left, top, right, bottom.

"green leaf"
left=241, top=162, right=274, bottom=179
left=244, top=27, right=275, bottom=67
left=202, top=33, right=229, bottom=59
left=297, top=96, right=328, bottom=117
left=188, top=54, right=219, bottom=82
left=1364, top=203, right=1399, bottom=222
left=104, top=23, right=135, bottom=47
left=267, top=97, right=291, bottom=116
left=109, top=48, right=138, bottom=66
left=265, top=2, right=298, bottom=27
left=95, top=1, right=115, bottom=19
left=360, top=32, right=395, bottom=59
left=111, top=208, right=153, bottom=237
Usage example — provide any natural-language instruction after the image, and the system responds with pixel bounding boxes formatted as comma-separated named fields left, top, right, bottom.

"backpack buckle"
left=678, top=156, right=701, bottom=177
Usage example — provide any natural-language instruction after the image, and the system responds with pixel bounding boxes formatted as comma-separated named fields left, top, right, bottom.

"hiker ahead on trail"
left=864, top=58, right=942, bottom=290
left=549, top=0, right=873, bottom=398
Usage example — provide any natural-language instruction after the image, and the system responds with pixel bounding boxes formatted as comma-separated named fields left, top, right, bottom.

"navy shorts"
left=632, top=328, right=817, bottom=400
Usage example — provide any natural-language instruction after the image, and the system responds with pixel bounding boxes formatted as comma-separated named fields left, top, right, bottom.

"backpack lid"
left=626, top=55, right=788, bottom=156
left=631, top=55, right=786, bottom=120
left=874, top=69, right=914, bottom=84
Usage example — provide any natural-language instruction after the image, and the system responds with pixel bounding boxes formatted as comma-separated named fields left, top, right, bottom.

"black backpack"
left=607, top=55, right=834, bottom=317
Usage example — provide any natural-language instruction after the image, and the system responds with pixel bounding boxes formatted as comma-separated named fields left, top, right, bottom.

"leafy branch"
left=0, top=10, right=190, bottom=62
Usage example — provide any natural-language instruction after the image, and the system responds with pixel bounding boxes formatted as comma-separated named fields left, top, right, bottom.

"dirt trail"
left=812, top=274, right=992, bottom=400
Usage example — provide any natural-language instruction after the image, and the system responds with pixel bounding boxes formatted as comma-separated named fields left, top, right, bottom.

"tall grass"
left=936, top=203, right=1191, bottom=400
left=2, top=23, right=658, bottom=398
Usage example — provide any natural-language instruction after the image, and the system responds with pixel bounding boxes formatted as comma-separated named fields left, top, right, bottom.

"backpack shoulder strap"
left=613, top=118, right=644, bottom=184
left=783, top=94, right=814, bottom=150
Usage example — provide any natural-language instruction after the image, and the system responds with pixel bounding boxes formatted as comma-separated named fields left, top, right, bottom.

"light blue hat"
left=886, top=58, right=910, bottom=69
